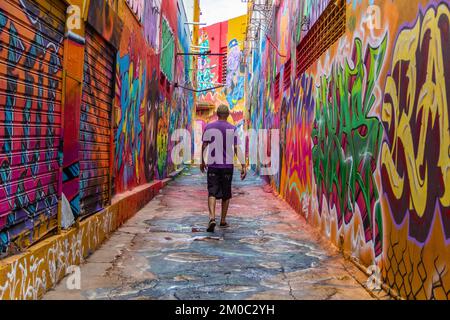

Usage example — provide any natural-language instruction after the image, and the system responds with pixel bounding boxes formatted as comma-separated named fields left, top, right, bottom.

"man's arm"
left=200, top=142, right=209, bottom=173
left=234, top=142, right=247, bottom=180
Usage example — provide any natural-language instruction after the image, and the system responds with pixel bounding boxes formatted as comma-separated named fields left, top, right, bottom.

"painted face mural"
left=226, top=39, right=245, bottom=110
left=145, top=68, right=160, bottom=183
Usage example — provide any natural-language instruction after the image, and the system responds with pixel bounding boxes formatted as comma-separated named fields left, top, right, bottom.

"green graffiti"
left=197, top=33, right=216, bottom=96
left=160, top=19, right=175, bottom=81
left=312, top=35, right=387, bottom=256
left=157, top=101, right=170, bottom=179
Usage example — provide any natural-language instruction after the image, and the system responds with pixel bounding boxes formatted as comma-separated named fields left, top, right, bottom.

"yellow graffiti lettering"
left=382, top=4, right=450, bottom=218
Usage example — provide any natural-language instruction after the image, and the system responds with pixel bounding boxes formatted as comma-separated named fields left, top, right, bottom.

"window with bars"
left=166, top=78, right=171, bottom=95
left=283, top=58, right=291, bottom=91
left=219, top=46, right=227, bottom=85
left=274, top=73, right=281, bottom=100
left=160, top=71, right=166, bottom=87
left=160, top=72, right=171, bottom=96
left=296, top=0, right=346, bottom=76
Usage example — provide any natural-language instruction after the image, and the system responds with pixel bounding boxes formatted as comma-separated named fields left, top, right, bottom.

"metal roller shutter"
left=79, top=27, right=115, bottom=217
left=0, top=0, right=65, bottom=254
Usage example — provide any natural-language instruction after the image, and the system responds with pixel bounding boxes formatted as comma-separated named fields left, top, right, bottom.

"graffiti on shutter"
left=0, top=0, right=65, bottom=256
left=79, top=27, right=114, bottom=217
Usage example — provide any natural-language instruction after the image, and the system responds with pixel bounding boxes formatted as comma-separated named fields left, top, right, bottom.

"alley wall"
left=246, top=0, right=450, bottom=299
left=0, top=0, right=193, bottom=258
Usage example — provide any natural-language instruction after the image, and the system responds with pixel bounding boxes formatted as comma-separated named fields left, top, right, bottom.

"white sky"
left=199, top=0, right=248, bottom=26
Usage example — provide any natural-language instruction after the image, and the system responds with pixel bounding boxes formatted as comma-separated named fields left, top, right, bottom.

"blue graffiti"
left=226, top=39, right=244, bottom=109
left=115, top=53, right=147, bottom=185
left=226, top=76, right=245, bottom=109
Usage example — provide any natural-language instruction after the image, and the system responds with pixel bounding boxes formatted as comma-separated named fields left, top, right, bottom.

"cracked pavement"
left=43, top=167, right=379, bottom=300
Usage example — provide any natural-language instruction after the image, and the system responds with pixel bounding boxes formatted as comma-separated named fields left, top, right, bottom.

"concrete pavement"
left=43, top=167, right=379, bottom=300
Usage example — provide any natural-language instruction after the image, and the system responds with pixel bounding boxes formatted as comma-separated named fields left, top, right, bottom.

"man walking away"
left=200, top=105, right=246, bottom=232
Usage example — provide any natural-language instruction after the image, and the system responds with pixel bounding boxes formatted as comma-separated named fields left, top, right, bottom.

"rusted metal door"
left=0, top=0, right=65, bottom=255
left=79, top=27, right=115, bottom=217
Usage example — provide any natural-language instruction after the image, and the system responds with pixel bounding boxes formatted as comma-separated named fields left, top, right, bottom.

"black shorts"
left=207, top=167, right=234, bottom=200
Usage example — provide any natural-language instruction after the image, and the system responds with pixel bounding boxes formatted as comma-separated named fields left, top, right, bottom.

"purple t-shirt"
left=202, top=120, right=238, bottom=169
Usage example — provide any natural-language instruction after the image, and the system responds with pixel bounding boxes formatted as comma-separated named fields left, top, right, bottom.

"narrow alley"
left=44, top=167, right=376, bottom=300
left=0, top=0, right=449, bottom=304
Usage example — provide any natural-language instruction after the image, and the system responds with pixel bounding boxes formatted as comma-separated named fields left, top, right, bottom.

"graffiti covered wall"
left=0, top=0, right=66, bottom=256
left=114, top=5, right=151, bottom=193
left=167, top=0, right=194, bottom=174
left=246, top=0, right=450, bottom=299
left=113, top=0, right=193, bottom=190
left=0, top=0, right=193, bottom=259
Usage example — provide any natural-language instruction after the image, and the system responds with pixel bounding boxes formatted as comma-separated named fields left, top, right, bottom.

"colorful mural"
left=197, top=32, right=216, bottom=94
left=114, top=37, right=147, bottom=193
left=381, top=3, right=450, bottom=245
left=1, top=0, right=448, bottom=302
left=312, top=35, right=386, bottom=257
left=157, top=100, right=170, bottom=179
left=226, top=39, right=245, bottom=110
left=167, top=0, right=194, bottom=173
left=0, top=0, right=65, bottom=256
left=143, top=0, right=161, bottom=50
left=144, top=68, right=160, bottom=183
left=246, top=0, right=450, bottom=299
left=379, top=2, right=450, bottom=299
left=196, top=15, right=247, bottom=127
left=113, top=0, right=193, bottom=192
left=0, top=0, right=193, bottom=258
left=279, top=73, right=314, bottom=216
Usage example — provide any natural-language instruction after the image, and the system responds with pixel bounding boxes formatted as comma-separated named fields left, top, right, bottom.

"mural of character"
left=226, top=39, right=245, bottom=109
